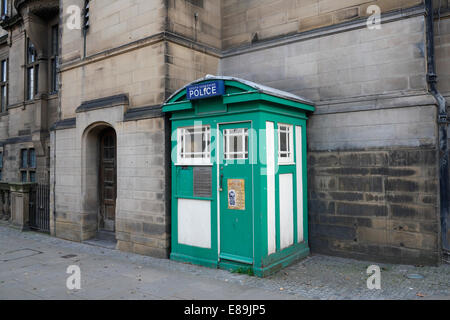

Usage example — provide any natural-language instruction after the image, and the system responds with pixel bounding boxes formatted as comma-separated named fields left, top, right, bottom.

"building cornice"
left=0, top=14, right=22, bottom=30
left=76, top=94, right=129, bottom=114
left=60, top=31, right=222, bottom=73
left=14, top=0, right=58, bottom=13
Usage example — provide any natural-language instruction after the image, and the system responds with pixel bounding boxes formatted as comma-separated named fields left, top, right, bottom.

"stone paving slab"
left=0, top=225, right=448, bottom=300
left=0, top=226, right=304, bottom=300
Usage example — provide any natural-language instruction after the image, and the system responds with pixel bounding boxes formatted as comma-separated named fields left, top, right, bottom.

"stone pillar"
left=10, top=183, right=36, bottom=231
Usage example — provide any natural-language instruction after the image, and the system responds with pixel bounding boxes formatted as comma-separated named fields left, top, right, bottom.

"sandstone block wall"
left=221, top=0, right=423, bottom=49
left=308, top=145, right=439, bottom=264
left=52, top=105, right=170, bottom=256
left=165, top=42, right=220, bottom=97
left=61, top=42, right=166, bottom=118
left=168, top=0, right=222, bottom=49
left=220, top=13, right=441, bottom=264
left=221, top=15, right=427, bottom=102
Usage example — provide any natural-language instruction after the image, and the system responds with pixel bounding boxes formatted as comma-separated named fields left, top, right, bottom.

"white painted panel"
left=266, top=122, right=276, bottom=255
left=296, top=126, right=304, bottom=243
left=279, top=173, right=294, bottom=250
left=178, top=199, right=211, bottom=249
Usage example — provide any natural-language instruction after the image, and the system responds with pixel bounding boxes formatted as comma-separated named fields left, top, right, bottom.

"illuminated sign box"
left=186, top=81, right=225, bottom=100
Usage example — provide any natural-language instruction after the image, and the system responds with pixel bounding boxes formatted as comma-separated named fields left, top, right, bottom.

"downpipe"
left=425, top=0, right=449, bottom=261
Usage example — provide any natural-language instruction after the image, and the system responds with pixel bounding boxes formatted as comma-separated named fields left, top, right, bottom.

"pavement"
left=0, top=224, right=448, bottom=300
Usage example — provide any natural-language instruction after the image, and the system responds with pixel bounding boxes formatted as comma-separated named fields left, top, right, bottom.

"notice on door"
left=227, top=179, right=245, bottom=211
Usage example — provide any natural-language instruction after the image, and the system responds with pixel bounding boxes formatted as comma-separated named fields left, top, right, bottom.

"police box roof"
left=165, top=74, right=315, bottom=106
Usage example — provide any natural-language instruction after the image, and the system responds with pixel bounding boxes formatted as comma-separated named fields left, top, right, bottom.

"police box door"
left=218, top=122, right=253, bottom=265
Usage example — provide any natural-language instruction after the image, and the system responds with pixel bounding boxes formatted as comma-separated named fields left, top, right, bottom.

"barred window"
left=177, top=126, right=211, bottom=165
left=224, top=128, right=248, bottom=160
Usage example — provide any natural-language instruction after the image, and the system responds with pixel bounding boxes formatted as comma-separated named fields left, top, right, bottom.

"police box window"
left=177, top=126, right=211, bottom=165
left=278, top=124, right=294, bottom=164
left=224, top=128, right=248, bottom=160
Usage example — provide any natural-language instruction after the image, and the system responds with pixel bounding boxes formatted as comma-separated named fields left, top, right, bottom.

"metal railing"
left=0, top=182, right=11, bottom=221
left=29, top=184, right=50, bottom=233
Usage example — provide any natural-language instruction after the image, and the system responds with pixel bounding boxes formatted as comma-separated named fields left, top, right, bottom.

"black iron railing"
left=29, top=184, right=50, bottom=233
left=0, top=182, right=10, bottom=221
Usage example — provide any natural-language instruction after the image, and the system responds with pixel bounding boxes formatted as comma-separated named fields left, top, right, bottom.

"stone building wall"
left=165, top=41, right=220, bottom=97
left=60, top=41, right=166, bottom=117
left=220, top=12, right=441, bottom=264
left=435, top=12, right=450, bottom=252
left=10, top=0, right=448, bottom=265
left=60, top=0, right=166, bottom=63
left=0, top=1, right=59, bottom=185
left=167, top=0, right=222, bottom=49
left=51, top=103, right=170, bottom=258
left=435, top=11, right=450, bottom=96
left=220, top=15, right=427, bottom=103
left=221, top=0, right=423, bottom=49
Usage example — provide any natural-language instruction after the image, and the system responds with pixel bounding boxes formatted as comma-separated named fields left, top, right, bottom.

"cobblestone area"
left=0, top=224, right=448, bottom=300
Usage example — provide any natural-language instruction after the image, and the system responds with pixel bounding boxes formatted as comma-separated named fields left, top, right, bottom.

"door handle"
left=219, top=174, right=224, bottom=192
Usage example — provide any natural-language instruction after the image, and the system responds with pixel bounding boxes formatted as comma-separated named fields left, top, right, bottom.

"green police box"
left=163, top=75, right=315, bottom=277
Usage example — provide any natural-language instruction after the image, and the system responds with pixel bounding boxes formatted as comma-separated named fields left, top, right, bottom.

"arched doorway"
left=81, top=123, right=117, bottom=239
left=99, top=127, right=117, bottom=232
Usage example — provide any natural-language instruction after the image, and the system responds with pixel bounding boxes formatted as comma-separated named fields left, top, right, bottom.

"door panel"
left=219, top=123, right=253, bottom=264
left=100, top=128, right=117, bottom=232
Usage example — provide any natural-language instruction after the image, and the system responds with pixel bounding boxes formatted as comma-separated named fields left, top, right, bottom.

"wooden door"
left=99, top=128, right=117, bottom=232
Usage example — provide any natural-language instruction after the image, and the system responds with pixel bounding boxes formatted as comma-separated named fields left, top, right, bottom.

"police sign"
left=186, top=80, right=225, bottom=100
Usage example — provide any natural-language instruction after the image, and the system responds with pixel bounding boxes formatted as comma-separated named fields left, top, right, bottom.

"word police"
left=186, top=80, right=225, bottom=100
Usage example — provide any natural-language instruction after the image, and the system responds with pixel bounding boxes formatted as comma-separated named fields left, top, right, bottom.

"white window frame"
left=223, top=128, right=248, bottom=160
left=177, top=125, right=211, bottom=166
left=278, top=123, right=294, bottom=165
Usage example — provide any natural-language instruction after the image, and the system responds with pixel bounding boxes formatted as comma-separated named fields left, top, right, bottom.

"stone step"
left=97, top=230, right=116, bottom=242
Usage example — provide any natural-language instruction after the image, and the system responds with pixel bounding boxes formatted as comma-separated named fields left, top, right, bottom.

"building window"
left=20, top=148, right=36, bottom=182
left=21, top=171, right=27, bottom=183
left=0, top=59, right=7, bottom=113
left=26, top=38, right=38, bottom=101
left=224, top=128, right=248, bottom=160
left=1, top=0, right=7, bottom=17
left=278, top=124, right=294, bottom=164
left=177, top=126, right=211, bottom=165
left=50, top=25, right=58, bottom=94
